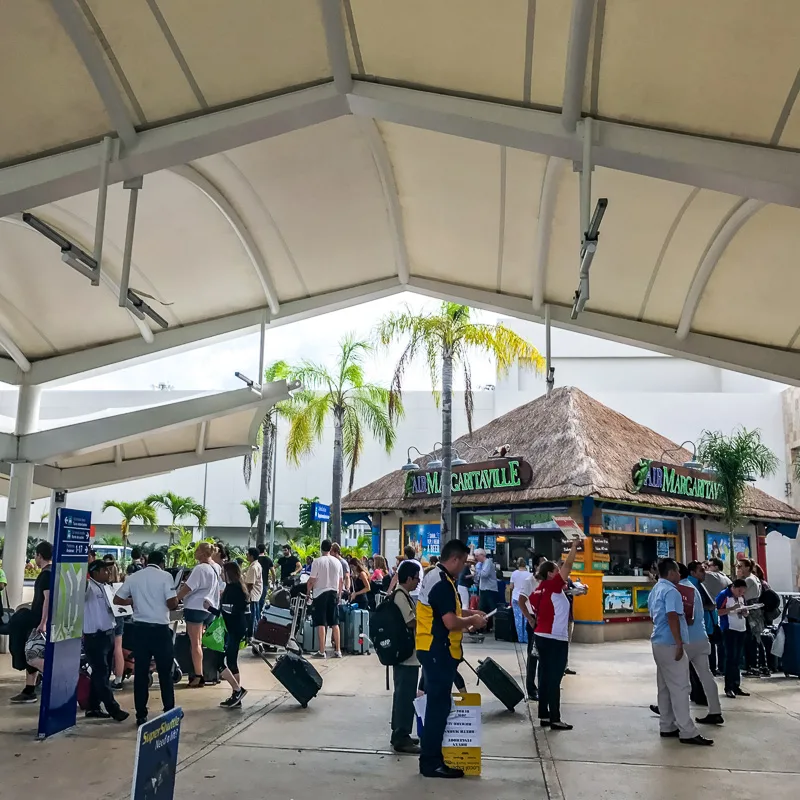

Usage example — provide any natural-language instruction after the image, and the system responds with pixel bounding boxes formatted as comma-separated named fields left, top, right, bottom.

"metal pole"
left=92, top=135, right=113, bottom=286
left=545, top=303, right=553, bottom=397
left=268, top=418, right=278, bottom=557
left=119, top=176, right=142, bottom=306
left=258, top=308, right=267, bottom=384
left=580, top=117, right=593, bottom=241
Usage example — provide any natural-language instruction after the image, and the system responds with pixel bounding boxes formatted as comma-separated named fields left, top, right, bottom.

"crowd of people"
left=647, top=555, right=782, bottom=746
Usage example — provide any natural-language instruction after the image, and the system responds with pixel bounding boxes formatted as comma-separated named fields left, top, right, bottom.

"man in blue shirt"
left=680, top=563, right=723, bottom=725
left=648, top=559, right=713, bottom=746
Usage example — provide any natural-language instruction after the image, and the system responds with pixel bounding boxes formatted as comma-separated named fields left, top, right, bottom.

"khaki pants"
left=684, top=638, right=721, bottom=715
left=651, top=642, right=699, bottom=739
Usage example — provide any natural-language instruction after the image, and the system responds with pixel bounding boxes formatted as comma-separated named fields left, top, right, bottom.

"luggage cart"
left=251, top=594, right=306, bottom=657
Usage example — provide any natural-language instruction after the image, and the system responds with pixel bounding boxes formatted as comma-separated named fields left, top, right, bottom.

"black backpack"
left=759, top=586, right=781, bottom=623
left=370, top=591, right=415, bottom=667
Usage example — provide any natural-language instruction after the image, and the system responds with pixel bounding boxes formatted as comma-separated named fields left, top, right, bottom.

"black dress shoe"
left=696, top=714, right=724, bottom=725
left=733, top=688, right=750, bottom=697
left=135, top=716, right=148, bottom=727
left=659, top=730, right=680, bottom=738
left=111, top=709, right=130, bottom=723
left=564, top=667, right=577, bottom=675
left=649, top=704, right=660, bottom=715
left=420, top=765, right=464, bottom=779
left=550, top=721, right=573, bottom=731
left=725, top=689, right=736, bottom=699
left=393, top=741, right=421, bottom=754
left=84, top=709, right=111, bottom=719
left=408, top=736, right=419, bottom=745
left=680, top=735, right=714, bottom=746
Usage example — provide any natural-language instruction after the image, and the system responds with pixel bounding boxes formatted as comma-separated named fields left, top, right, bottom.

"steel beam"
left=318, top=0, right=353, bottom=94
left=356, top=117, right=410, bottom=283
left=562, top=0, right=595, bottom=131
left=676, top=199, right=765, bottom=340
left=406, top=276, right=800, bottom=387
left=0, top=83, right=347, bottom=217
left=33, top=446, right=250, bottom=491
left=18, top=277, right=402, bottom=386
left=170, top=164, right=280, bottom=314
left=18, top=383, right=290, bottom=464
left=348, top=82, right=800, bottom=208
left=532, top=156, right=565, bottom=310
left=49, top=0, right=138, bottom=147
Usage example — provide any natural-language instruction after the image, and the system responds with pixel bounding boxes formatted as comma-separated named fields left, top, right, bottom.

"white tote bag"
left=772, top=625, right=786, bottom=659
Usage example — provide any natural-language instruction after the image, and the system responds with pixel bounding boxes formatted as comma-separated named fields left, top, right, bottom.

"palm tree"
left=243, top=360, right=294, bottom=548
left=101, top=499, right=158, bottom=555
left=241, top=499, right=260, bottom=548
left=698, top=428, right=779, bottom=569
left=281, top=335, right=403, bottom=543
left=377, top=302, right=544, bottom=538
left=146, top=491, right=208, bottom=545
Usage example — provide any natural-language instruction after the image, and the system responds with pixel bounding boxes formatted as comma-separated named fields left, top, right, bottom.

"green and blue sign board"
left=38, top=508, right=91, bottom=740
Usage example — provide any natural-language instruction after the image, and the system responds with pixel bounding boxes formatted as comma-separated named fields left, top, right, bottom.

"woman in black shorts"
left=219, top=562, right=249, bottom=708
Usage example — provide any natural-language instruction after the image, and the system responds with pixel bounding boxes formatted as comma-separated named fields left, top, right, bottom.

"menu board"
left=552, top=516, right=586, bottom=541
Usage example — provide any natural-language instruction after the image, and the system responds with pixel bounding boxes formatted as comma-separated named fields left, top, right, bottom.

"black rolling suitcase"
left=465, top=657, right=524, bottom=711
left=174, top=632, right=221, bottom=683
left=493, top=606, right=517, bottom=642
left=264, top=651, right=322, bottom=707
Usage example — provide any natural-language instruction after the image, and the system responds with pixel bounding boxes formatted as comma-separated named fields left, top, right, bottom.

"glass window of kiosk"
left=607, top=533, right=677, bottom=576
left=460, top=512, right=512, bottom=532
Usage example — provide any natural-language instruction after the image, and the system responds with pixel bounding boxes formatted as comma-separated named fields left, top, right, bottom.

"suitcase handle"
left=462, top=658, right=481, bottom=684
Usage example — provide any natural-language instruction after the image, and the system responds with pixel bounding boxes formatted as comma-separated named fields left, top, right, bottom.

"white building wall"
left=1, top=319, right=797, bottom=589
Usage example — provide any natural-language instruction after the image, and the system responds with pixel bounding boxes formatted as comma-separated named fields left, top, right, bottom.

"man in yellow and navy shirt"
left=415, top=539, right=487, bottom=779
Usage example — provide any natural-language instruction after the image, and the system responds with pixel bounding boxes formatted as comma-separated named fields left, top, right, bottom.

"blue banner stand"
left=131, top=707, right=184, bottom=800
left=38, top=507, right=92, bottom=739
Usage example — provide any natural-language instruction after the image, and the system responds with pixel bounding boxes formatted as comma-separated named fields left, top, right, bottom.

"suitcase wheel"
left=147, top=672, right=154, bottom=688
left=172, top=666, right=183, bottom=684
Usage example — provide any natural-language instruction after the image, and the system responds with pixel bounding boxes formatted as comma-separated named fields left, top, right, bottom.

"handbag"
left=201, top=615, right=227, bottom=653
left=772, top=624, right=786, bottom=659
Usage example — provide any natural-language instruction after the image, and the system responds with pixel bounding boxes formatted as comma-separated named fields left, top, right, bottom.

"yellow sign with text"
left=442, top=692, right=481, bottom=776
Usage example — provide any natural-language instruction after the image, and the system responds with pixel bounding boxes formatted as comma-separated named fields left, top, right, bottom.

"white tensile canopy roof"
left=0, top=382, right=290, bottom=495
left=1, top=1, right=800, bottom=388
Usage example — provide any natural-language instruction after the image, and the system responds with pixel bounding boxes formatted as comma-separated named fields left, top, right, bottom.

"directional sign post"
left=312, top=502, right=331, bottom=541
left=38, top=507, right=91, bottom=739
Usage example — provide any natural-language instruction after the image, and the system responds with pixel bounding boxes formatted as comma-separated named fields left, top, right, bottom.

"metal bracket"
left=92, top=136, right=114, bottom=286
left=119, top=176, right=143, bottom=307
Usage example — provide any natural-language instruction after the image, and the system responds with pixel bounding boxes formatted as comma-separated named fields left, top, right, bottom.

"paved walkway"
left=1, top=638, right=798, bottom=799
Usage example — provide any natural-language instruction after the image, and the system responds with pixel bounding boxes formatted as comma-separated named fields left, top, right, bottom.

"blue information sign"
left=312, top=502, right=331, bottom=523
left=38, top=507, right=91, bottom=739
left=131, top=707, right=184, bottom=800
left=483, top=535, right=497, bottom=554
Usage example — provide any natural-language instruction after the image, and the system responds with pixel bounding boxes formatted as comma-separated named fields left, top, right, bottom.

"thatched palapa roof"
left=342, top=387, right=800, bottom=523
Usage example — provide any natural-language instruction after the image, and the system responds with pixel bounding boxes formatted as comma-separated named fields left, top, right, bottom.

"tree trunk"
left=256, top=421, right=271, bottom=548
left=331, top=405, right=344, bottom=543
left=440, top=349, right=453, bottom=541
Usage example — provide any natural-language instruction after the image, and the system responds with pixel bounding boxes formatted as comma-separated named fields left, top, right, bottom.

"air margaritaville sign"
left=405, top=458, right=533, bottom=498
left=631, top=459, right=723, bottom=504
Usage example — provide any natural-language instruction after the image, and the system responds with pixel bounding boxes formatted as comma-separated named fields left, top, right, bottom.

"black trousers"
left=84, top=630, right=121, bottom=715
left=526, top=622, right=538, bottom=698
left=723, top=628, right=745, bottom=693
left=417, top=650, right=458, bottom=774
left=708, top=624, right=725, bottom=673
left=479, top=590, right=499, bottom=632
left=391, top=663, right=420, bottom=745
left=744, top=626, right=767, bottom=672
left=535, top=635, right=568, bottom=723
left=132, top=622, right=175, bottom=721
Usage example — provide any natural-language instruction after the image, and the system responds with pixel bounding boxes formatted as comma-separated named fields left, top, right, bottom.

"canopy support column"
left=92, top=135, right=113, bottom=286
left=3, top=384, right=42, bottom=611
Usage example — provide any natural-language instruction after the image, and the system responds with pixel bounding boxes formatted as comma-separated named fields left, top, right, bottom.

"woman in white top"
left=510, top=558, right=534, bottom=644
left=177, top=542, right=218, bottom=687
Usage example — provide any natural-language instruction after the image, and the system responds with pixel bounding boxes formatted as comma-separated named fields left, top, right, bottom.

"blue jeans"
left=250, top=601, right=262, bottom=638
left=417, top=649, right=458, bottom=774
left=512, top=600, right=528, bottom=643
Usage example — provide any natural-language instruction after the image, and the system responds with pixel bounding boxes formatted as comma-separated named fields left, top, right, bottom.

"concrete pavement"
left=1, top=638, right=798, bottom=799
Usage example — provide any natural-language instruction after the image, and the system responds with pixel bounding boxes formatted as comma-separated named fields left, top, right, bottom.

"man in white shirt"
left=83, top=561, right=129, bottom=722
left=244, top=547, right=264, bottom=637
left=114, top=550, right=178, bottom=726
left=388, top=545, right=424, bottom=599
left=307, top=539, right=343, bottom=659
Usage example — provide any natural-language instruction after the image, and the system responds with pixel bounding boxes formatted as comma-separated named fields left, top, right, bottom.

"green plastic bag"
left=201, top=615, right=226, bottom=652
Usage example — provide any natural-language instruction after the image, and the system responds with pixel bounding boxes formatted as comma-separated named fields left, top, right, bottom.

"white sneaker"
left=333, top=651, right=343, bottom=659
left=312, top=651, right=327, bottom=659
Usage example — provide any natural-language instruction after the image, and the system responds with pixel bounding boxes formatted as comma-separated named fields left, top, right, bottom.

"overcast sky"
left=64, top=292, right=500, bottom=392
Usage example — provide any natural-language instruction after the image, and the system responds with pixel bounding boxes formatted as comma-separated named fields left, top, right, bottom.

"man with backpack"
left=385, top=560, right=422, bottom=754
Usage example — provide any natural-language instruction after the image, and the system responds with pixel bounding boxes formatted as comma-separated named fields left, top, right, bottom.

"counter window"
left=637, top=516, right=679, bottom=535
left=513, top=511, right=557, bottom=529
left=607, top=533, right=677, bottom=576
left=602, top=513, right=636, bottom=532
left=460, top=513, right=512, bottom=531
